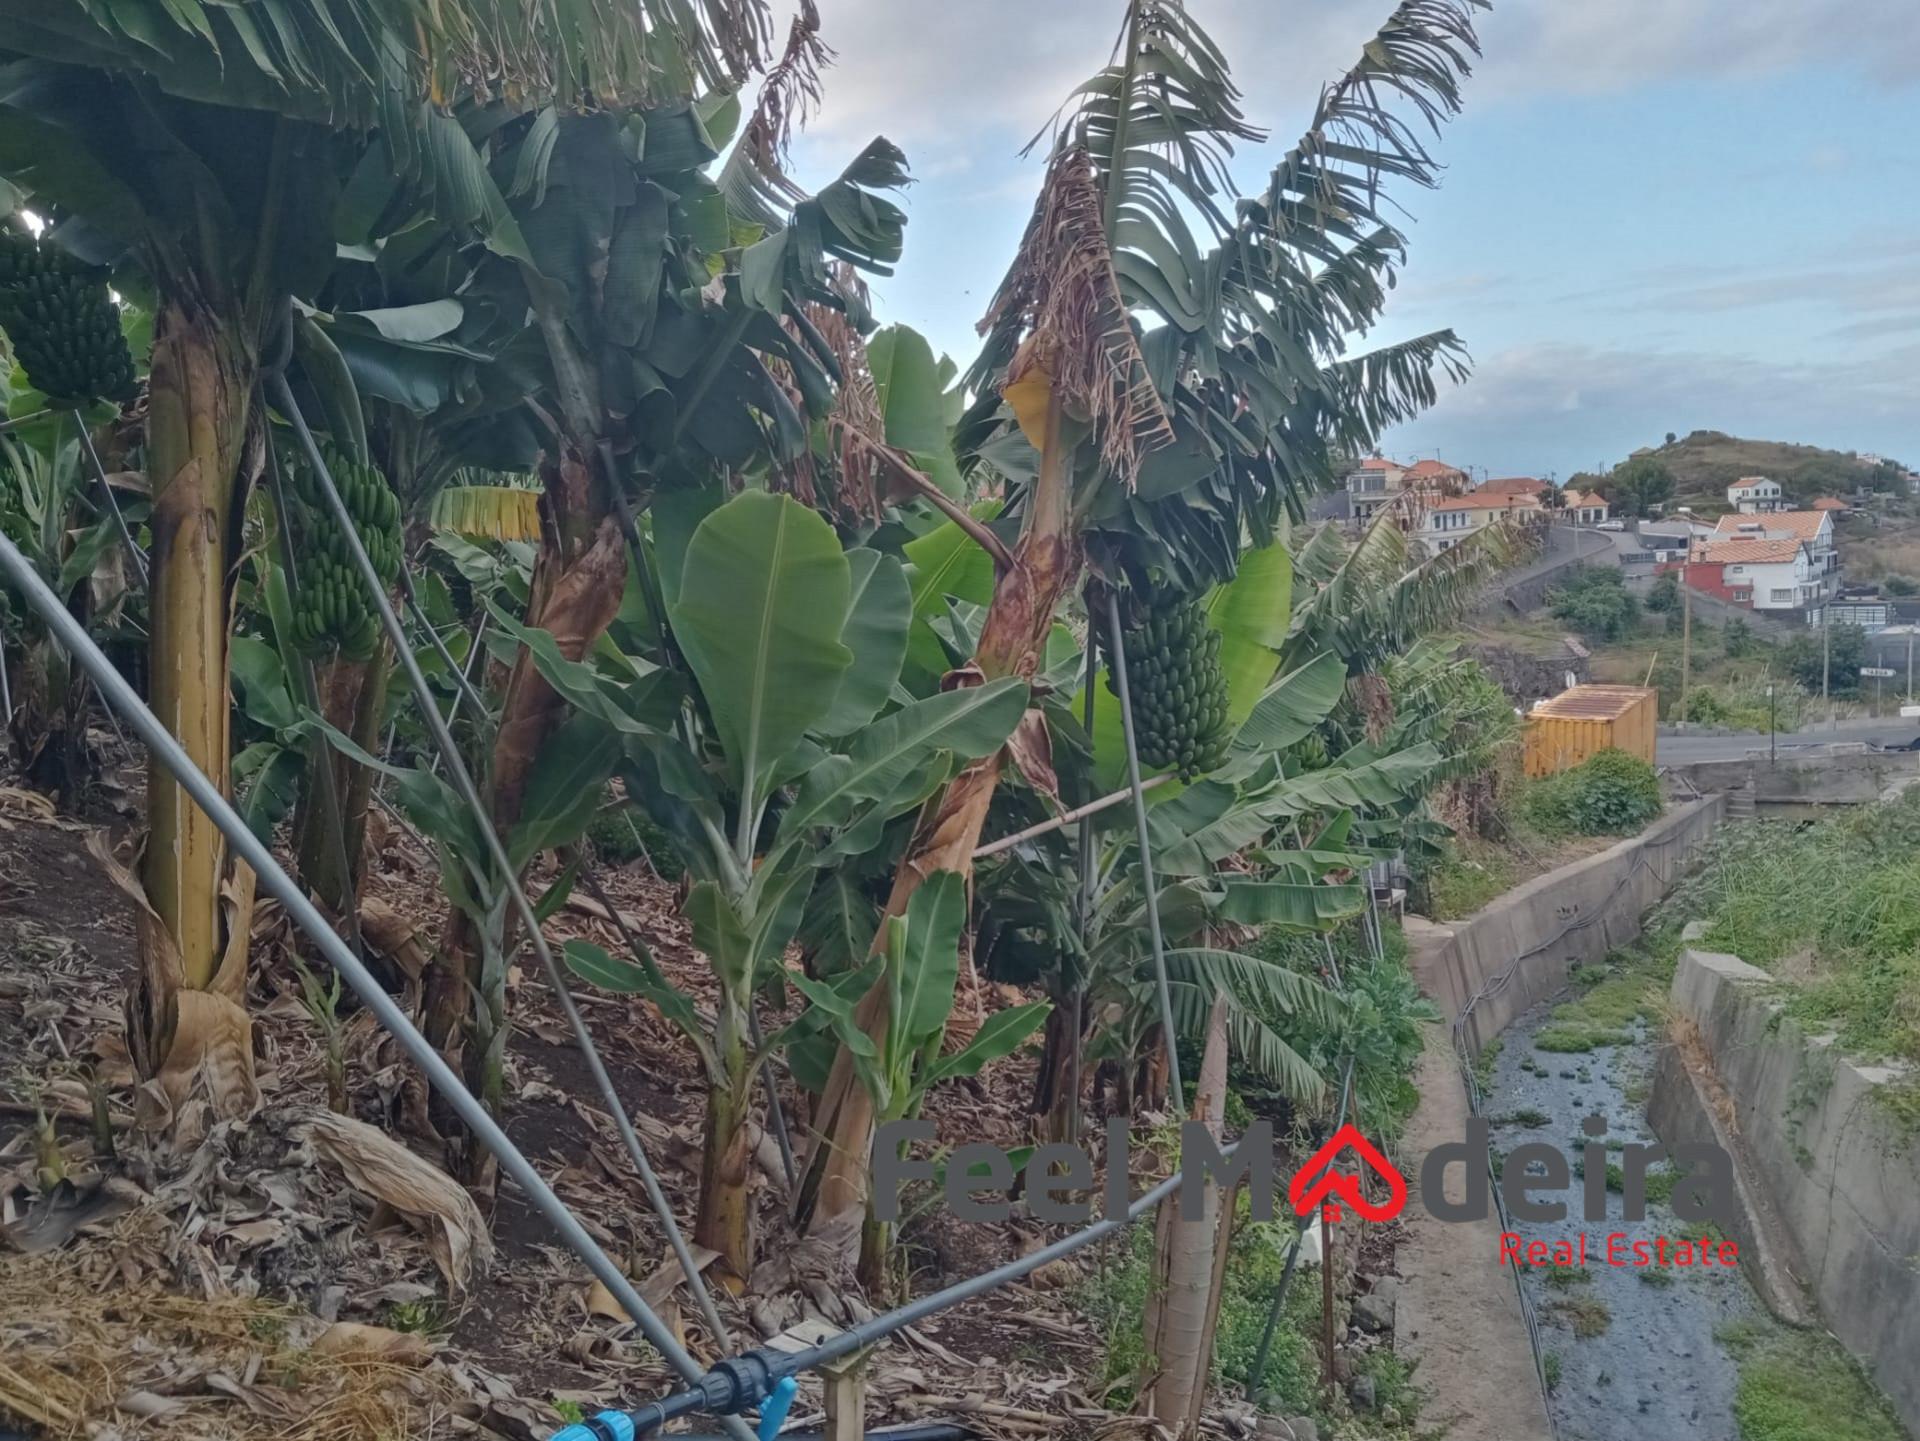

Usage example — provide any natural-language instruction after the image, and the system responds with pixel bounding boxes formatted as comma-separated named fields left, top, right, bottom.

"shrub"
left=1885, top=574, right=1917, bottom=597
left=1548, top=567, right=1640, bottom=642
left=1645, top=573, right=1679, bottom=613
left=586, top=803, right=685, bottom=877
left=1521, top=749, right=1663, bottom=836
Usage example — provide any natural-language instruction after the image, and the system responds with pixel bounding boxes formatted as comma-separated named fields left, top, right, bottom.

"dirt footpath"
left=1393, top=1026, right=1554, bottom=1441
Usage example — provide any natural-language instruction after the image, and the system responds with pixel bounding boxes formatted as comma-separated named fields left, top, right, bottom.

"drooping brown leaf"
left=299, top=1111, right=493, bottom=1291
left=978, top=147, right=1173, bottom=489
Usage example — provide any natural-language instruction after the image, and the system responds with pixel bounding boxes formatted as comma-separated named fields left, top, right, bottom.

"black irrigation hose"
left=678, top=1428, right=969, bottom=1441
left=612, top=1139, right=1245, bottom=1434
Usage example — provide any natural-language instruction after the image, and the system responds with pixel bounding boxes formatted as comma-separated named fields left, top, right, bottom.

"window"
left=1770, top=588, right=1793, bottom=603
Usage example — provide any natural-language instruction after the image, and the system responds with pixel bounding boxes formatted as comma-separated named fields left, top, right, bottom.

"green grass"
left=1658, top=796, right=1920, bottom=1068
left=1716, top=1322, right=1906, bottom=1441
left=1542, top=1265, right=1592, bottom=1289
left=1076, top=1209, right=1324, bottom=1419
left=1637, top=1266, right=1675, bottom=1288
left=1427, top=846, right=1519, bottom=920
left=1496, top=1106, right=1552, bottom=1128
left=1543, top=1352, right=1563, bottom=1393
left=1547, top=1295, right=1611, bottom=1339
left=1470, top=1036, right=1503, bottom=1096
left=1535, top=1025, right=1635, bottom=1053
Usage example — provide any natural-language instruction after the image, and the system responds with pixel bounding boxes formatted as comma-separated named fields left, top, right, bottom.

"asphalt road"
left=1658, top=718, right=1920, bottom=764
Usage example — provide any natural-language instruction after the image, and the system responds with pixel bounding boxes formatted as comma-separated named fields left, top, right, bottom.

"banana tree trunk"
left=423, top=446, right=625, bottom=1159
left=1034, top=986, right=1091, bottom=1145
left=1138, top=992, right=1231, bottom=1436
left=133, top=291, right=258, bottom=1137
left=696, top=1003, right=756, bottom=1284
left=294, top=655, right=371, bottom=910
left=804, top=382, right=1078, bottom=1231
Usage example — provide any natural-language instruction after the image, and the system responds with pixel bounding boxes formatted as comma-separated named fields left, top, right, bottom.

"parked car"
left=1595, top=519, right=1627, bottom=531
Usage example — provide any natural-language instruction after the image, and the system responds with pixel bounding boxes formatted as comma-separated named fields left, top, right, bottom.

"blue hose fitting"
left=550, top=1411, right=636, bottom=1441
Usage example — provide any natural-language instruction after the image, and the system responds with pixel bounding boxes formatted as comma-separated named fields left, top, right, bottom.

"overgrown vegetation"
left=1521, top=749, right=1663, bottom=837
left=0, top=0, right=1513, bottom=1432
left=1716, top=1321, right=1907, bottom=1441
left=1665, top=796, right=1920, bottom=1064
left=1549, top=566, right=1640, bottom=642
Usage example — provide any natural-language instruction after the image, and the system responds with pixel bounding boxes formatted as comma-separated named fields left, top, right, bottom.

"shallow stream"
left=1484, top=989, right=1767, bottom=1440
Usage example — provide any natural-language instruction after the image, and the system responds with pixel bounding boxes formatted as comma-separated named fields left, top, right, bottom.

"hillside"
left=1624, top=429, right=1897, bottom=505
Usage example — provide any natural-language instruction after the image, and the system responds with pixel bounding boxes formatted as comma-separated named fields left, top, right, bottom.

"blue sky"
left=786, top=0, right=1920, bottom=480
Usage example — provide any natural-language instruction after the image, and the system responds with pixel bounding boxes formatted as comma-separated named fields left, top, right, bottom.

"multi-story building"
left=1726, top=476, right=1785, bottom=513
left=1674, top=537, right=1823, bottom=611
left=1415, top=491, right=1540, bottom=552
left=1345, top=455, right=1407, bottom=523
left=1710, top=511, right=1837, bottom=579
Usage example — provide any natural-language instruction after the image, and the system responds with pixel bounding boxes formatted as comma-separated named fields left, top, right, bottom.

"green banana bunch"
left=1107, top=595, right=1231, bottom=780
left=286, top=444, right=402, bottom=660
left=0, top=230, right=137, bottom=408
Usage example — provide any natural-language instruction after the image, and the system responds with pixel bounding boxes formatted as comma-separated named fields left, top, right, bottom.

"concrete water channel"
left=1483, top=989, right=1768, bottom=1440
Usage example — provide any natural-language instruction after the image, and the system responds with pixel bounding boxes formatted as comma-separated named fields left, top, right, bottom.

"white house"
left=1727, top=476, right=1785, bottom=513
left=1682, top=537, right=1823, bottom=611
left=1711, top=511, right=1837, bottom=580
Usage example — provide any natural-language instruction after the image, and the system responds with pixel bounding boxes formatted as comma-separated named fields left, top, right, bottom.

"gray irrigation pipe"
left=72, top=416, right=147, bottom=587
left=1103, top=588, right=1183, bottom=1115
left=268, top=375, right=744, bottom=1379
left=0, top=523, right=752, bottom=1441
left=617, top=1134, right=1249, bottom=1434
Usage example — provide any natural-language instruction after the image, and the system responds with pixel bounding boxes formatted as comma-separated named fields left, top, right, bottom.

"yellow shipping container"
left=1523, top=684, right=1658, bottom=778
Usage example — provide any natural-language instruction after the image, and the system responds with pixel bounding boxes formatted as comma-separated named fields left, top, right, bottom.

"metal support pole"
left=73, top=416, right=148, bottom=587
left=0, top=407, right=50, bottom=434
left=1246, top=1055, right=1354, bottom=1396
left=1104, top=589, right=1183, bottom=1115
left=268, top=377, right=743, bottom=1388
left=1069, top=639, right=1100, bottom=1147
left=0, top=525, right=751, bottom=1441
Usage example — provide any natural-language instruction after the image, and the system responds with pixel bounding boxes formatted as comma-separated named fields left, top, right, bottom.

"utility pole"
left=1821, top=602, right=1831, bottom=728
left=1679, top=576, right=1692, bottom=725
left=1768, top=682, right=1777, bottom=765
left=1907, top=628, right=1914, bottom=704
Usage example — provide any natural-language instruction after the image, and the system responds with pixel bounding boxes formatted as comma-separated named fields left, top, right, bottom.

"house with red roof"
left=1669, top=536, right=1821, bottom=611
left=1710, top=510, right=1837, bottom=580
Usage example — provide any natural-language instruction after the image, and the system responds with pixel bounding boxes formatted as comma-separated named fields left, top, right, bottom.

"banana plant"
left=544, top=489, right=1029, bottom=1281
left=788, top=870, right=1048, bottom=1294
left=808, top=0, right=1491, bottom=1225
left=0, top=405, right=141, bottom=802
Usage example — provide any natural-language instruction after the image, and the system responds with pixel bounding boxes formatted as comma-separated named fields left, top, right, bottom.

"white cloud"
left=788, top=0, right=1920, bottom=158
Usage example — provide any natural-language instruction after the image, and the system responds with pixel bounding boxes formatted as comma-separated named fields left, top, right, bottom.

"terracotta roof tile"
left=1713, top=511, right=1830, bottom=540
left=1692, top=538, right=1804, bottom=565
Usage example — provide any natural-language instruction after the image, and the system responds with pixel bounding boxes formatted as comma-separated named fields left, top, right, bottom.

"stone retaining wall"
left=1410, top=796, right=1725, bottom=1052
left=1652, top=948, right=1920, bottom=1433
